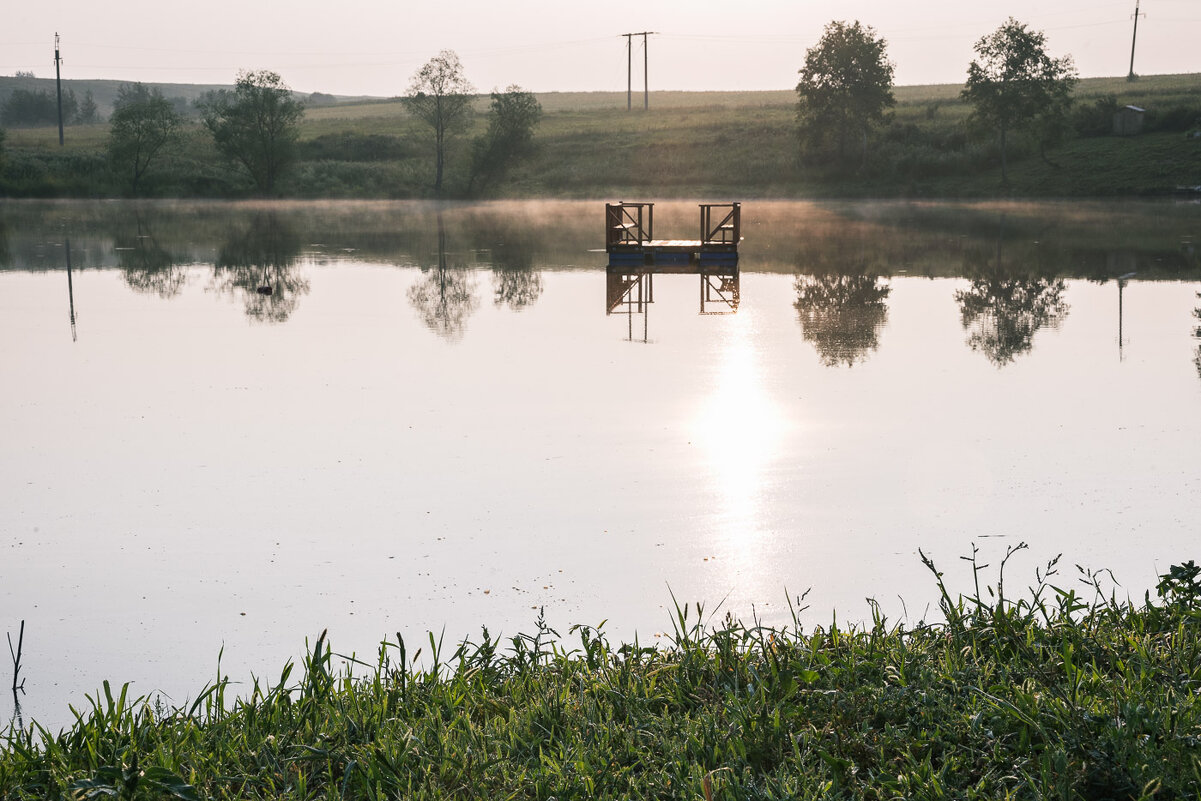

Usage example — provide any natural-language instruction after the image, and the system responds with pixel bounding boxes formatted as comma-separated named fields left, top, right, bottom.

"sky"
left=3, top=0, right=1198, bottom=96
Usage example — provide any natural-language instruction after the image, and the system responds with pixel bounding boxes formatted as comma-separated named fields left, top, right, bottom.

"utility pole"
left=624, top=33, right=632, bottom=110
left=621, top=32, right=656, bottom=110
left=65, top=238, right=77, bottom=342
left=642, top=32, right=650, bottom=110
left=1128, top=0, right=1145, bottom=81
left=54, top=32, right=64, bottom=145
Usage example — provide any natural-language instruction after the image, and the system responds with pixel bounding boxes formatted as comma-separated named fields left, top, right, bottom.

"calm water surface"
left=2, top=199, right=1199, bottom=729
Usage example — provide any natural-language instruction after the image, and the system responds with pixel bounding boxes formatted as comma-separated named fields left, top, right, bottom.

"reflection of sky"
left=3, top=262, right=1201, bottom=732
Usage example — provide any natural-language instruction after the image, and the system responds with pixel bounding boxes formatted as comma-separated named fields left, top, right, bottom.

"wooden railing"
left=700, top=202, right=740, bottom=247
left=606, top=202, right=654, bottom=249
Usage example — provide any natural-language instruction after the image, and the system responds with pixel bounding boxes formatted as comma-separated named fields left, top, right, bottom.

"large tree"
left=107, top=83, right=182, bottom=194
left=203, top=70, right=305, bottom=194
left=962, top=19, right=1078, bottom=184
left=469, top=85, right=542, bottom=194
left=404, top=51, right=474, bottom=193
left=796, top=20, right=894, bottom=166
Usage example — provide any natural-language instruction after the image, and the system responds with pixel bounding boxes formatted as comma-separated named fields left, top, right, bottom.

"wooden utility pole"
left=1128, top=0, right=1145, bottom=81
left=622, top=32, right=656, bottom=110
left=624, top=33, right=632, bottom=110
left=54, top=32, right=64, bottom=145
left=66, top=238, right=77, bottom=341
left=642, top=32, right=650, bottom=110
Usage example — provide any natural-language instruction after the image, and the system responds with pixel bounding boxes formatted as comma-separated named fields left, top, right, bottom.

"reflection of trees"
left=954, top=216, right=1069, bottom=367
left=211, top=213, right=307, bottom=323
left=793, top=272, right=891, bottom=366
left=474, top=215, right=542, bottom=311
left=1193, top=293, right=1200, bottom=380
left=0, top=218, right=10, bottom=267
left=117, top=215, right=188, bottom=298
left=955, top=274, right=1068, bottom=366
left=407, top=214, right=479, bottom=340
left=491, top=268, right=542, bottom=310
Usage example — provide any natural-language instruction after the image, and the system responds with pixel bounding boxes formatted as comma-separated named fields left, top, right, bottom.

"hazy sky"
left=4, top=0, right=1197, bottom=96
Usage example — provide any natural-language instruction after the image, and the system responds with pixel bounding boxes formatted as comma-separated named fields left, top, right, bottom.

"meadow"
left=2, top=74, right=1199, bottom=199
left=2, top=550, right=1200, bottom=799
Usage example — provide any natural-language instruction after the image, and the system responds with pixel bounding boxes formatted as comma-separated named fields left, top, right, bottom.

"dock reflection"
left=606, top=265, right=739, bottom=343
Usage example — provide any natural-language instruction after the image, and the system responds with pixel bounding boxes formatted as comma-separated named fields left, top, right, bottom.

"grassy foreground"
left=3, top=550, right=1201, bottom=800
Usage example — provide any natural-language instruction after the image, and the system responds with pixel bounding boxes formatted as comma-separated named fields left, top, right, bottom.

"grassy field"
left=2, top=550, right=1200, bottom=799
left=2, top=74, right=1200, bottom=199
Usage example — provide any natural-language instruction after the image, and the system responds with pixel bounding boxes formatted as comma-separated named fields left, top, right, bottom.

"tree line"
left=1, top=87, right=100, bottom=127
left=796, top=17, right=1083, bottom=185
left=100, top=51, right=539, bottom=196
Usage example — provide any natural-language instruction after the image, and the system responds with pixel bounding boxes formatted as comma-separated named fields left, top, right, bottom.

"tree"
left=469, top=86, right=542, bottom=194
left=77, top=90, right=100, bottom=124
left=796, top=20, right=894, bottom=166
left=404, top=51, right=474, bottom=193
left=203, top=70, right=304, bottom=194
left=108, top=83, right=183, bottom=194
left=1, top=88, right=59, bottom=127
left=962, top=19, right=1078, bottom=184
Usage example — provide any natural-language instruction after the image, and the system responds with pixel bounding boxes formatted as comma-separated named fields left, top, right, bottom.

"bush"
left=296, top=132, right=411, bottom=162
left=1072, top=94, right=1119, bottom=137
left=0, top=149, right=113, bottom=196
left=284, top=159, right=421, bottom=198
left=1145, top=102, right=1201, bottom=133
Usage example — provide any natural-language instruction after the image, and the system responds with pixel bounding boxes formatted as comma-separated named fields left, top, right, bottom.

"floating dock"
left=605, top=201, right=740, bottom=269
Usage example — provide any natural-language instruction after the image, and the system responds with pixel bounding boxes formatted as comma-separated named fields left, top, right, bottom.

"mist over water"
left=2, top=198, right=1199, bottom=731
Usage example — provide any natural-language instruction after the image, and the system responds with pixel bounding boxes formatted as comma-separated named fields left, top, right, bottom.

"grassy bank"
left=3, top=550, right=1200, bottom=799
left=2, top=74, right=1200, bottom=199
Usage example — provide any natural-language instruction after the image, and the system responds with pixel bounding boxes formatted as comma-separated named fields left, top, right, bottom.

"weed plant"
left=2, top=547, right=1201, bottom=799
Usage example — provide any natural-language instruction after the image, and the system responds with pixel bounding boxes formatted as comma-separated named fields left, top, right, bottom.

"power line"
left=1, top=36, right=615, bottom=59
left=621, top=32, right=656, bottom=110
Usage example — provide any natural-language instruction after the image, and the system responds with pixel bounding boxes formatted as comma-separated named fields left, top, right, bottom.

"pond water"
left=2, top=198, right=1200, bottom=730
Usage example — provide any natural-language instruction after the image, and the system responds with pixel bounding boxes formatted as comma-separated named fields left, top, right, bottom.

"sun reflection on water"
left=690, top=312, right=790, bottom=550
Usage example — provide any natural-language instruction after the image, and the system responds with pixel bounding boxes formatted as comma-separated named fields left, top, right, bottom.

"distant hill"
left=0, top=75, right=376, bottom=119
left=6, top=73, right=1199, bottom=120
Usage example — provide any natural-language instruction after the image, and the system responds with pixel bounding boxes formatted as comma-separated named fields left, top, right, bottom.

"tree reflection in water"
left=955, top=274, right=1068, bottom=366
left=117, top=214, right=187, bottom=298
left=793, top=272, right=891, bottom=367
left=0, top=218, right=10, bottom=268
left=491, top=268, right=542, bottom=311
left=408, top=214, right=479, bottom=340
left=1193, top=293, right=1200, bottom=380
left=211, top=213, right=308, bottom=323
left=479, top=217, right=542, bottom=311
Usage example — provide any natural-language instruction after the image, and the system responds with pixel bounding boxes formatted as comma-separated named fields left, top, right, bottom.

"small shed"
left=1113, top=105, right=1145, bottom=136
